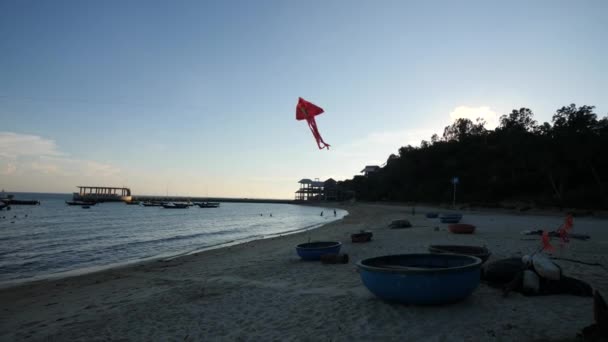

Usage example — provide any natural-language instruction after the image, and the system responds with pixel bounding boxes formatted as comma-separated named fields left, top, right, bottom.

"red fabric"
left=296, top=97, right=330, bottom=150
left=557, top=214, right=574, bottom=244
left=542, top=230, right=554, bottom=251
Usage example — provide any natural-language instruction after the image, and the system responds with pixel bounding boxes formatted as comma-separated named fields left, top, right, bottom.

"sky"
left=1, top=0, right=607, bottom=199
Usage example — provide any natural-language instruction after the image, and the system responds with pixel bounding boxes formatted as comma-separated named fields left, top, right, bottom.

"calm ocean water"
left=0, top=193, right=347, bottom=286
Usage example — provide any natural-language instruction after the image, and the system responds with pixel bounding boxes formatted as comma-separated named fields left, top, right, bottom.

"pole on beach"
left=452, top=177, right=459, bottom=208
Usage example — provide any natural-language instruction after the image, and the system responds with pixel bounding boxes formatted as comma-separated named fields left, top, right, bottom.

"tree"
left=498, top=108, right=537, bottom=132
left=442, top=118, right=486, bottom=142
left=338, top=104, right=607, bottom=209
left=552, top=104, right=597, bottom=134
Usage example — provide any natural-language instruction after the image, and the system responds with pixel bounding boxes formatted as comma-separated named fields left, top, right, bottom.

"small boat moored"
left=3, top=199, right=40, bottom=205
left=162, top=202, right=189, bottom=209
left=142, top=202, right=163, bottom=207
left=198, top=202, right=220, bottom=208
left=66, top=200, right=96, bottom=206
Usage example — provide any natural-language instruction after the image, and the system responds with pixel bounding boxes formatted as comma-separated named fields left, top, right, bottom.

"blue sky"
left=1, top=0, right=607, bottom=198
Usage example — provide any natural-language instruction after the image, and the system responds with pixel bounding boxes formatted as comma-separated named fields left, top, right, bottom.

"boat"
left=142, top=202, right=163, bottom=207
left=440, top=213, right=463, bottom=224
left=351, top=231, right=373, bottom=243
left=428, top=245, right=491, bottom=263
left=3, top=199, right=40, bottom=205
left=448, top=224, right=476, bottom=234
left=198, top=202, right=220, bottom=208
left=0, top=202, right=7, bottom=210
left=162, top=202, right=189, bottom=209
left=66, top=200, right=97, bottom=206
left=356, top=254, right=481, bottom=304
left=295, top=241, right=342, bottom=260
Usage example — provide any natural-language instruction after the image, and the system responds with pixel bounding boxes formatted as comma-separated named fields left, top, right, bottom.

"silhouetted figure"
left=320, top=211, right=324, bottom=217
left=270, top=213, right=273, bottom=217
left=333, top=209, right=336, bottom=217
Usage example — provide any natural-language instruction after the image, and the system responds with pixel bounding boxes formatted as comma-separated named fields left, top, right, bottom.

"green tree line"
left=338, top=104, right=608, bottom=209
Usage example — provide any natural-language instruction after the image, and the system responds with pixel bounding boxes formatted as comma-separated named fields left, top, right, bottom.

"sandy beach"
left=1, top=203, right=607, bottom=341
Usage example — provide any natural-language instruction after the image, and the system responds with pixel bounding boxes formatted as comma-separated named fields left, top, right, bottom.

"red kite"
left=296, top=97, right=330, bottom=150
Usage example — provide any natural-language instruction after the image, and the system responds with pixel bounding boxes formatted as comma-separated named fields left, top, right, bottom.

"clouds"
left=0, top=132, right=64, bottom=159
left=0, top=132, right=122, bottom=191
left=449, top=106, right=499, bottom=129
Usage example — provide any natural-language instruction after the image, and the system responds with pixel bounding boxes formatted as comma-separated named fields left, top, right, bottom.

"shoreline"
left=0, top=205, right=346, bottom=290
left=2, top=203, right=607, bottom=341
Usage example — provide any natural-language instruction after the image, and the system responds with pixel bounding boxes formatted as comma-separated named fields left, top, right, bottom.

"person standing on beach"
left=333, top=209, right=336, bottom=217
left=320, top=211, right=323, bottom=216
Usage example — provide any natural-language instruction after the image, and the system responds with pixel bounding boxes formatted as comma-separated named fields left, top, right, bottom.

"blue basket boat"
left=296, top=242, right=342, bottom=261
left=356, top=253, right=481, bottom=305
left=440, top=213, right=463, bottom=224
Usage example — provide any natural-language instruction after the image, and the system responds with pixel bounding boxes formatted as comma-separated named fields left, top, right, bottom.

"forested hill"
left=338, top=104, right=608, bottom=209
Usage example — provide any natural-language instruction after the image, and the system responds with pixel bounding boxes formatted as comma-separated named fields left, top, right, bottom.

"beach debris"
left=531, top=253, right=560, bottom=280
left=320, top=253, right=349, bottom=264
left=296, top=97, right=330, bottom=150
left=388, top=219, right=412, bottom=229
left=522, top=270, right=540, bottom=293
left=482, top=256, right=592, bottom=297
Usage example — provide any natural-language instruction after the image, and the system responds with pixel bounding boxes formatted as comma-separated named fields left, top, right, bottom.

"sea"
left=0, top=193, right=347, bottom=287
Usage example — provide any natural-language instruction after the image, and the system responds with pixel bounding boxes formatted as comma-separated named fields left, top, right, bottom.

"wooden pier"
left=74, top=185, right=296, bottom=204
left=73, top=186, right=132, bottom=202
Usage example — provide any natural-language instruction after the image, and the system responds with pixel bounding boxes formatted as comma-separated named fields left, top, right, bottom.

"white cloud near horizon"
left=449, top=106, right=499, bottom=129
left=0, top=132, right=65, bottom=159
left=0, top=132, right=122, bottom=190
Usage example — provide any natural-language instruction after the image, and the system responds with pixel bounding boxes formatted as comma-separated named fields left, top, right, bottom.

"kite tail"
left=307, top=118, right=330, bottom=150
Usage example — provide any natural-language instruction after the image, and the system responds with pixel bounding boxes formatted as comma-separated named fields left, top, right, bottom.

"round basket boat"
left=296, top=242, right=342, bottom=261
left=448, top=224, right=476, bottom=234
left=428, top=245, right=491, bottom=263
left=356, top=254, right=481, bottom=305
left=351, top=232, right=373, bottom=243
left=440, top=213, right=463, bottom=224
